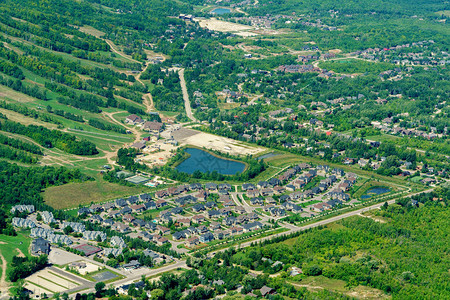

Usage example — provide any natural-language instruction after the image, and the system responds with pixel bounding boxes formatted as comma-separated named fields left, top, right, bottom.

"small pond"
left=211, top=8, right=231, bottom=15
left=176, top=148, right=246, bottom=175
left=360, top=187, right=391, bottom=199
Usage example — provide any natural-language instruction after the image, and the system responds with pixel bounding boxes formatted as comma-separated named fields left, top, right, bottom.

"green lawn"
left=0, top=231, right=32, bottom=280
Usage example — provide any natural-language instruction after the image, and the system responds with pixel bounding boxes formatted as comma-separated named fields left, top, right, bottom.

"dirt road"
left=178, top=68, right=197, bottom=122
left=0, top=251, right=8, bottom=298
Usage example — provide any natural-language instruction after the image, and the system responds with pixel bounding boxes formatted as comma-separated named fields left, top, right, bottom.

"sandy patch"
left=197, top=18, right=253, bottom=32
left=139, top=141, right=177, bottom=167
left=234, top=31, right=259, bottom=37
left=15, top=248, right=25, bottom=257
left=173, top=129, right=265, bottom=156
left=329, top=49, right=342, bottom=54
left=72, top=261, right=100, bottom=275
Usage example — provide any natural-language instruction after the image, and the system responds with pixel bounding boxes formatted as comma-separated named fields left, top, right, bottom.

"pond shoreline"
left=176, top=146, right=248, bottom=175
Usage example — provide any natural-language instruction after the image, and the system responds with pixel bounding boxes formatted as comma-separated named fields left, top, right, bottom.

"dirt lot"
left=197, top=18, right=254, bottom=33
left=75, top=261, right=100, bottom=275
left=25, top=268, right=82, bottom=295
left=171, top=128, right=265, bottom=156
left=138, top=141, right=177, bottom=167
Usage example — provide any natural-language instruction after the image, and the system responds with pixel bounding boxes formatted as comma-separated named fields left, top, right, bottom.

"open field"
left=0, top=85, right=37, bottom=103
left=196, top=18, right=255, bottom=33
left=43, top=178, right=147, bottom=209
left=0, top=232, right=31, bottom=281
left=289, top=276, right=390, bottom=299
left=171, top=128, right=265, bottom=156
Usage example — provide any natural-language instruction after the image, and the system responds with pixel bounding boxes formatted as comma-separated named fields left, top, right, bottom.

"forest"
left=229, top=189, right=450, bottom=299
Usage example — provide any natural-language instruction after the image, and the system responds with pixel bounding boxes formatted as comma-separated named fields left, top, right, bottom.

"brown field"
left=78, top=25, right=106, bottom=38
left=43, top=179, right=147, bottom=209
left=0, top=85, right=37, bottom=103
left=0, top=108, right=58, bottom=128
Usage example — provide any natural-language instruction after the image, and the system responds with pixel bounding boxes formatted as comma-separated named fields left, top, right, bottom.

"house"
left=242, top=222, right=263, bottom=232
left=115, top=198, right=127, bottom=208
left=192, top=204, right=205, bottom=212
left=156, top=236, right=169, bottom=246
left=260, top=188, right=274, bottom=196
left=209, top=222, right=221, bottom=230
left=62, top=222, right=85, bottom=233
left=110, top=236, right=127, bottom=248
left=185, top=236, right=199, bottom=247
left=41, top=211, right=55, bottom=224
left=197, top=225, right=209, bottom=234
left=205, top=183, right=217, bottom=190
left=207, top=210, right=220, bottom=219
left=230, top=226, right=243, bottom=235
left=242, top=183, right=256, bottom=191
left=122, top=214, right=135, bottom=223
left=205, top=201, right=217, bottom=209
left=199, top=232, right=214, bottom=243
left=268, top=178, right=281, bottom=187
left=260, top=286, right=275, bottom=297
left=123, top=260, right=141, bottom=270
left=125, top=114, right=143, bottom=125
left=12, top=218, right=36, bottom=228
left=192, top=215, right=205, bottom=224
left=130, top=204, right=145, bottom=213
left=172, top=231, right=186, bottom=240
left=119, top=207, right=132, bottom=215
left=144, top=201, right=156, bottom=210
left=247, top=189, right=260, bottom=198
left=102, top=202, right=116, bottom=211
left=177, top=218, right=191, bottom=227
left=312, top=203, right=326, bottom=212
left=143, top=121, right=163, bottom=133
left=223, top=216, right=237, bottom=226
left=31, top=238, right=50, bottom=256
left=171, top=207, right=183, bottom=215
left=250, top=197, right=264, bottom=205
left=89, top=215, right=103, bottom=224
left=11, top=205, right=35, bottom=214
left=156, top=225, right=171, bottom=235
left=131, top=141, right=146, bottom=150
left=112, top=222, right=130, bottom=233
left=223, top=200, right=235, bottom=207
left=155, top=190, right=168, bottom=198
left=132, top=219, right=147, bottom=228
left=156, top=200, right=168, bottom=208
left=257, top=181, right=269, bottom=189
left=83, top=231, right=107, bottom=241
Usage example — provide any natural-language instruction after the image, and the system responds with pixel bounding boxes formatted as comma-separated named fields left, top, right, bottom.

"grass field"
left=0, top=231, right=32, bottom=280
left=42, top=178, right=147, bottom=209
left=318, top=59, right=395, bottom=74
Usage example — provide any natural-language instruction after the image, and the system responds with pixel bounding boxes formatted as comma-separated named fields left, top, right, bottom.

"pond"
left=176, top=148, right=246, bottom=175
left=361, top=187, right=391, bottom=199
left=211, top=8, right=231, bottom=15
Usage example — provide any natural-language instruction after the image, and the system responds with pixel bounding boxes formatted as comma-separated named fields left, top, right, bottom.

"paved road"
left=217, top=188, right=433, bottom=253
left=178, top=68, right=197, bottom=123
